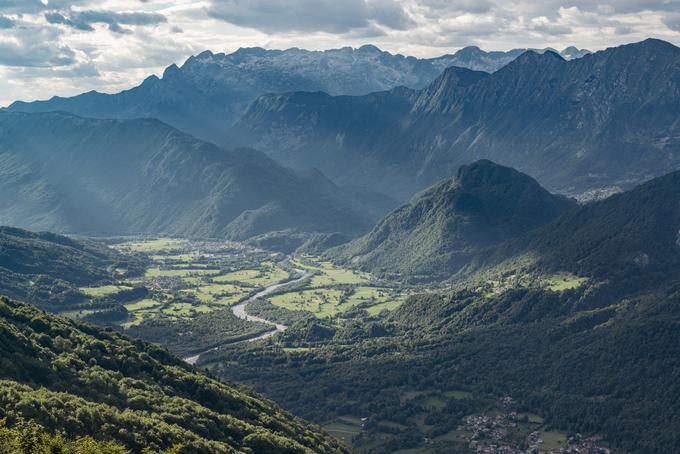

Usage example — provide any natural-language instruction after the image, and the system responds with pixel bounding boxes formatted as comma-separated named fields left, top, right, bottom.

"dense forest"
left=0, top=296, right=349, bottom=453
left=0, top=418, right=182, bottom=454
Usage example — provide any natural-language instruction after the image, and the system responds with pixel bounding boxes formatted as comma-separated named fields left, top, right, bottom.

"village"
left=461, top=398, right=612, bottom=454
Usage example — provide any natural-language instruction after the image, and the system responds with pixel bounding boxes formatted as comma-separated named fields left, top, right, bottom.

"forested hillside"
left=0, top=227, right=143, bottom=311
left=329, top=160, right=575, bottom=281
left=0, top=296, right=349, bottom=453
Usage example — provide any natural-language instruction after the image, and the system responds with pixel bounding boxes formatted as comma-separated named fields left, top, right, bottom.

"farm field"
left=266, top=256, right=409, bottom=319
left=322, top=416, right=364, bottom=446
left=79, top=285, right=132, bottom=297
left=72, top=238, right=289, bottom=333
left=77, top=238, right=410, bottom=354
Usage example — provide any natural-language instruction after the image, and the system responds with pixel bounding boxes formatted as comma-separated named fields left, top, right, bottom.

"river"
left=184, top=268, right=309, bottom=365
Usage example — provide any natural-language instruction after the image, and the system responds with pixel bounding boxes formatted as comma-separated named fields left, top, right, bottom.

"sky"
left=0, top=0, right=679, bottom=106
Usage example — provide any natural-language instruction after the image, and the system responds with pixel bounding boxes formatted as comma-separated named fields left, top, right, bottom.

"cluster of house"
left=187, top=240, right=262, bottom=255
left=460, top=398, right=611, bottom=454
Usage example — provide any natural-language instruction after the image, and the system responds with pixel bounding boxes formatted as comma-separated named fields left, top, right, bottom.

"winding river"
left=184, top=268, right=309, bottom=365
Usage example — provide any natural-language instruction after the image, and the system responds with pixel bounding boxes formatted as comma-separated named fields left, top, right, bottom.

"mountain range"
left=234, top=39, right=680, bottom=199
left=0, top=111, right=381, bottom=242
left=443, top=44, right=590, bottom=72
left=6, top=44, right=588, bottom=146
left=330, top=157, right=680, bottom=285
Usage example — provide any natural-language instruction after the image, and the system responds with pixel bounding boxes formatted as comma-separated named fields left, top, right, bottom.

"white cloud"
left=206, top=0, right=414, bottom=33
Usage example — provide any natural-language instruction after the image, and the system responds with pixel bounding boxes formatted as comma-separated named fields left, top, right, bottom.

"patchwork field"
left=77, top=239, right=409, bottom=339
left=79, top=238, right=291, bottom=328
left=266, top=257, right=409, bottom=319
left=75, top=238, right=411, bottom=359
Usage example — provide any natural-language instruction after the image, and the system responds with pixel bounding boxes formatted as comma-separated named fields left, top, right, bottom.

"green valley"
left=0, top=227, right=621, bottom=454
left=70, top=238, right=412, bottom=359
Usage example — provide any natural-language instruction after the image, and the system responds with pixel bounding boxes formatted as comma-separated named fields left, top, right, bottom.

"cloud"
left=418, top=0, right=495, bottom=15
left=108, top=22, right=132, bottom=34
left=44, top=9, right=167, bottom=34
left=73, top=10, right=167, bottom=27
left=662, top=13, right=680, bottom=32
left=9, top=61, right=100, bottom=79
left=0, top=0, right=90, bottom=14
left=0, top=0, right=48, bottom=14
left=0, top=14, right=14, bottom=28
left=529, top=16, right=572, bottom=36
left=0, top=27, right=77, bottom=67
left=206, top=0, right=414, bottom=33
left=45, top=12, right=95, bottom=31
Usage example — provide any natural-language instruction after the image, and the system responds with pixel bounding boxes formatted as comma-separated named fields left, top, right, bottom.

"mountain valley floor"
left=70, top=236, right=617, bottom=453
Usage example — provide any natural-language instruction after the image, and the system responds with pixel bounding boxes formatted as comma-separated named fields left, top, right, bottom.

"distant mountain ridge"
left=7, top=45, right=456, bottom=144
left=444, top=45, right=590, bottom=72
left=329, top=160, right=576, bottom=281
left=235, top=39, right=680, bottom=199
left=0, top=111, right=376, bottom=241
left=6, top=44, right=588, bottom=145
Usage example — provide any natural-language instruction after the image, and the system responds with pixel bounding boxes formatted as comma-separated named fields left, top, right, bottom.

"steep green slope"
left=329, top=160, right=575, bottom=281
left=0, top=296, right=349, bottom=453
left=0, top=227, right=142, bottom=311
left=516, top=169, right=680, bottom=280
left=0, top=111, right=374, bottom=241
